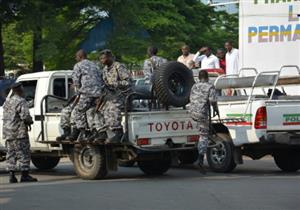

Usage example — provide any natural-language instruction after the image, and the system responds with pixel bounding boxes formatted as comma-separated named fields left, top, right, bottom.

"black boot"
left=197, top=155, right=206, bottom=175
left=20, top=171, right=38, bottom=182
left=56, top=127, right=71, bottom=141
left=9, top=171, right=18, bottom=184
left=77, top=129, right=89, bottom=142
left=66, top=128, right=80, bottom=142
left=94, top=131, right=107, bottom=143
left=106, top=129, right=123, bottom=144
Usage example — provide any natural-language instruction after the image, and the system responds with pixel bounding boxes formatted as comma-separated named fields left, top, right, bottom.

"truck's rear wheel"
left=73, top=145, right=107, bottom=180
left=31, top=156, right=60, bottom=170
left=178, top=150, right=198, bottom=165
left=207, top=134, right=236, bottom=173
left=273, top=150, right=300, bottom=172
left=138, top=153, right=171, bottom=175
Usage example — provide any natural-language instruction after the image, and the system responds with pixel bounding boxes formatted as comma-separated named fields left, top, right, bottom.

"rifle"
left=70, top=94, right=80, bottom=109
left=95, top=91, right=108, bottom=112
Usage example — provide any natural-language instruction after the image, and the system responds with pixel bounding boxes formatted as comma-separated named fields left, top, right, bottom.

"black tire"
left=207, top=133, right=236, bottom=173
left=273, top=150, right=300, bottom=172
left=138, top=153, right=171, bottom=175
left=31, top=156, right=60, bottom=170
left=154, top=61, right=194, bottom=107
left=178, top=150, right=198, bottom=165
left=119, top=160, right=135, bottom=167
left=73, top=145, right=107, bottom=180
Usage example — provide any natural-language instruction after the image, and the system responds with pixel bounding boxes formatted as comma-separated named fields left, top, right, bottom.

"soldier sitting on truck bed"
left=68, top=50, right=104, bottom=142
left=97, top=49, right=132, bottom=143
left=189, top=70, right=219, bottom=174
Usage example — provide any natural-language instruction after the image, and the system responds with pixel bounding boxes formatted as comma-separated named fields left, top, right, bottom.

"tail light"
left=187, top=135, right=199, bottom=143
left=254, top=107, right=267, bottom=129
left=137, top=138, right=150, bottom=146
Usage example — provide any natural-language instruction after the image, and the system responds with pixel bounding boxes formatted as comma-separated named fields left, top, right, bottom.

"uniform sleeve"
left=117, top=64, right=131, bottom=88
left=143, top=60, right=153, bottom=82
left=72, top=63, right=81, bottom=93
left=18, top=100, right=33, bottom=124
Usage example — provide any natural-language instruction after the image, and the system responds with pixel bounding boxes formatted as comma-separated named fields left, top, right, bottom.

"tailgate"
left=128, top=110, right=199, bottom=146
left=266, top=100, right=300, bottom=131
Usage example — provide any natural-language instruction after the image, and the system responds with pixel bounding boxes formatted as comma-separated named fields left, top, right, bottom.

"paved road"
left=0, top=157, right=299, bottom=210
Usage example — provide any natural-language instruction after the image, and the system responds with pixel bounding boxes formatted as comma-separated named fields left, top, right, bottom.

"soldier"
left=3, top=82, right=37, bottom=183
left=143, top=46, right=167, bottom=84
left=98, top=49, right=132, bottom=143
left=69, top=49, right=104, bottom=142
left=189, top=70, right=219, bottom=174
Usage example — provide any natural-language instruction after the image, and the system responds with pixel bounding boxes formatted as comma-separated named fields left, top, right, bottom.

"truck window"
left=53, top=78, right=74, bottom=99
left=20, top=80, right=37, bottom=103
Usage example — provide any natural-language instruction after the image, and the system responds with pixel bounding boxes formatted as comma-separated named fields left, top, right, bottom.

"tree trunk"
left=32, top=27, right=43, bottom=72
left=0, top=22, right=5, bottom=77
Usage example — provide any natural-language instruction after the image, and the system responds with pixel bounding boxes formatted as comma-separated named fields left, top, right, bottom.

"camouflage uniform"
left=72, top=59, right=104, bottom=130
left=60, top=105, right=73, bottom=129
left=98, top=62, right=132, bottom=131
left=143, top=55, right=167, bottom=84
left=3, top=94, right=33, bottom=171
left=189, top=81, right=217, bottom=155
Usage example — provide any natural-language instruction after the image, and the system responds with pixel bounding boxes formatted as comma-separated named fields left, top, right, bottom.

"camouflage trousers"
left=197, top=121, right=209, bottom=156
left=94, top=100, right=122, bottom=131
left=6, top=139, right=31, bottom=171
left=73, top=95, right=95, bottom=129
left=61, top=103, right=95, bottom=130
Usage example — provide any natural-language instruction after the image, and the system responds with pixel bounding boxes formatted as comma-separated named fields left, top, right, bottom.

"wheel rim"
left=79, top=146, right=96, bottom=171
left=168, top=73, right=185, bottom=96
left=210, top=142, right=226, bottom=165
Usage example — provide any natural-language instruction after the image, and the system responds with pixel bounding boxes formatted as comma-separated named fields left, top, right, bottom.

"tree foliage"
left=1, top=0, right=238, bottom=73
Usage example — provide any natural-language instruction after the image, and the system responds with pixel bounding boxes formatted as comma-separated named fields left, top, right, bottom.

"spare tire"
left=154, top=61, right=194, bottom=107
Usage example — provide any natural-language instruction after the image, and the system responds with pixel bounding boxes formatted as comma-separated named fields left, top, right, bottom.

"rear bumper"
left=134, top=145, right=197, bottom=153
left=262, top=131, right=300, bottom=145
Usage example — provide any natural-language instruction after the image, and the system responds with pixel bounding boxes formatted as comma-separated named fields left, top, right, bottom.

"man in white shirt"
left=177, top=45, right=195, bottom=69
left=225, top=41, right=239, bottom=75
left=193, top=47, right=220, bottom=69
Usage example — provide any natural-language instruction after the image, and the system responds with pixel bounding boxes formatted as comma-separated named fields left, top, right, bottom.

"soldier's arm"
left=117, top=64, right=131, bottom=88
left=18, top=100, right=33, bottom=124
left=72, top=64, right=81, bottom=92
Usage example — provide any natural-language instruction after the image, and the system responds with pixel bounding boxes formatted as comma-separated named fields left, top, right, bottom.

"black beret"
left=11, top=82, right=22, bottom=89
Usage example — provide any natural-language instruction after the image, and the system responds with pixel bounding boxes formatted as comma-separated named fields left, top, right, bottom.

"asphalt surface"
left=0, top=157, right=299, bottom=210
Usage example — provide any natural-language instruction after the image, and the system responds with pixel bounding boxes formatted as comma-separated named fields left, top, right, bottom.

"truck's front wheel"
left=207, top=134, right=236, bottom=173
left=32, top=156, right=60, bottom=170
left=73, top=145, right=107, bottom=180
left=138, top=153, right=171, bottom=175
left=273, top=150, right=300, bottom=172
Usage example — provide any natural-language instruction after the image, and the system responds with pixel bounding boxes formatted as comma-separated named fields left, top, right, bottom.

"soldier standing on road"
left=143, top=46, right=167, bottom=84
left=189, top=70, right=219, bottom=174
left=98, top=49, right=132, bottom=143
left=3, top=82, right=38, bottom=183
left=69, top=50, right=104, bottom=142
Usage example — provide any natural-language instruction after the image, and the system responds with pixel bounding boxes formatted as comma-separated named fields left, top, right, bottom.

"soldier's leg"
left=86, top=107, right=95, bottom=130
left=16, top=139, right=31, bottom=172
left=57, top=106, right=72, bottom=141
left=16, top=139, right=37, bottom=182
left=6, top=140, right=17, bottom=171
left=103, top=101, right=123, bottom=143
left=88, top=110, right=107, bottom=142
left=197, top=121, right=209, bottom=174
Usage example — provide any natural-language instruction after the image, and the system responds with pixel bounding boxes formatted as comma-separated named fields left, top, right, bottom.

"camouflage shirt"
left=72, top=59, right=104, bottom=97
left=102, top=62, right=132, bottom=91
left=2, top=95, right=32, bottom=140
left=143, top=55, right=167, bottom=83
left=189, top=81, right=217, bottom=121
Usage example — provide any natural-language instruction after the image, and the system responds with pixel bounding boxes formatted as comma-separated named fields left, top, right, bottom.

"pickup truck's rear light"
left=137, top=138, right=150, bottom=146
left=187, top=135, right=199, bottom=143
left=255, top=106, right=267, bottom=129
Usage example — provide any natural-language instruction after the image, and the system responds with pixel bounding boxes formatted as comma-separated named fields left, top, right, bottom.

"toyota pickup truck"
left=207, top=66, right=300, bottom=173
left=0, top=70, right=199, bottom=179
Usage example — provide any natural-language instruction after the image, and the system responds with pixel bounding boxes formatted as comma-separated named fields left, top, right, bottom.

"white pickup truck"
left=207, top=66, right=300, bottom=173
left=0, top=70, right=200, bottom=179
